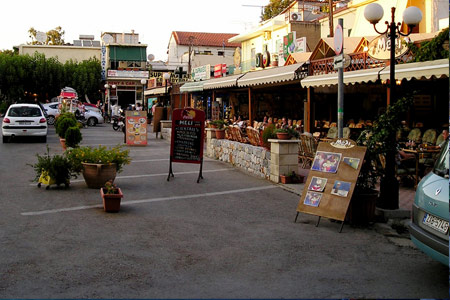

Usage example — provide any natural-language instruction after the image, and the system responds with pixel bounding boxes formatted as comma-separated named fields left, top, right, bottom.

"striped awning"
left=203, top=73, right=245, bottom=90
left=237, top=63, right=305, bottom=87
left=144, top=87, right=167, bottom=96
left=180, top=81, right=204, bottom=93
left=300, top=59, right=449, bottom=88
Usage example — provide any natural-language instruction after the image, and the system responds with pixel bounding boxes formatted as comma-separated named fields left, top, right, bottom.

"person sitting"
left=437, top=129, right=449, bottom=148
left=259, top=116, right=268, bottom=131
left=287, top=118, right=293, bottom=129
left=280, top=117, right=288, bottom=129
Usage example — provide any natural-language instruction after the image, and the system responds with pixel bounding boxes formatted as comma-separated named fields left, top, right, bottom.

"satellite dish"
left=102, top=34, right=113, bottom=44
left=36, top=31, right=46, bottom=43
left=148, top=54, right=155, bottom=61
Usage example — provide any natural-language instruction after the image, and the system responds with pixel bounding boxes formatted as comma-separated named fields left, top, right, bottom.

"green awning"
left=109, top=46, right=146, bottom=61
left=180, top=81, right=204, bottom=93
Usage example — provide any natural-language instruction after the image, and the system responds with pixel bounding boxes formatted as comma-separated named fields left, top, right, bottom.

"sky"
left=1, top=0, right=268, bottom=61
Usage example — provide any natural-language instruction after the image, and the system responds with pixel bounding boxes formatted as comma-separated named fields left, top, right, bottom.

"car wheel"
left=47, top=115, right=56, bottom=125
left=87, top=117, right=97, bottom=127
left=2, top=136, right=8, bottom=143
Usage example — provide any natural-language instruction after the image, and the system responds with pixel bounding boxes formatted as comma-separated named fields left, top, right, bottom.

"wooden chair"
left=232, top=125, right=249, bottom=144
left=246, top=127, right=261, bottom=146
left=326, top=127, right=338, bottom=139
left=422, top=129, right=437, bottom=145
left=407, top=128, right=422, bottom=144
left=300, top=133, right=317, bottom=169
left=343, top=127, right=351, bottom=139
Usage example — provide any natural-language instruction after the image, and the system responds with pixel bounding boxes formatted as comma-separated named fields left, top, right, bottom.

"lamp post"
left=163, top=72, right=171, bottom=107
left=364, top=4, right=422, bottom=209
left=140, top=79, right=147, bottom=110
left=104, top=83, right=110, bottom=118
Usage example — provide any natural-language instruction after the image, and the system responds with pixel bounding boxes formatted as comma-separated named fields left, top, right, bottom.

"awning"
left=237, top=63, right=305, bottom=87
left=203, top=73, right=245, bottom=90
left=109, top=46, right=146, bottom=61
left=144, top=87, right=167, bottom=96
left=301, top=59, right=449, bottom=88
left=180, top=81, right=204, bottom=93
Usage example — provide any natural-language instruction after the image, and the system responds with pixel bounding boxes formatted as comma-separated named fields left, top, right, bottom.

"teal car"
left=409, top=140, right=449, bottom=265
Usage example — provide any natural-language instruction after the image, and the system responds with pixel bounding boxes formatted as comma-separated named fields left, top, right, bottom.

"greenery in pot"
left=356, top=95, right=414, bottom=192
left=262, top=124, right=276, bottom=144
left=66, top=145, right=131, bottom=174
left=65, top=125, right=82, bottom=148
left=55, top=112, right=77, bottom=139
left=209, top=119, right=226, bottom=129
left=29, top=146, right=77, bottom=187
left=273, top=127, right=299, bottom=138
left=103, top=180, right=120, bottom=195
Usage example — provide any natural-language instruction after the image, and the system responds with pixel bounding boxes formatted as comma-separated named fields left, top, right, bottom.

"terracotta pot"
left=59, top=138, right=67, bottom=150
left=280, top=175, right=292, bottom=184
left=276, top=132, right=291, bottom=140
left=346, top=189, right=378, bottom=225
left=82, top=163, right=117, bottom=189
left=215, top=129, right=225, bottom=139
left=100, top=187, right=123, bottom=212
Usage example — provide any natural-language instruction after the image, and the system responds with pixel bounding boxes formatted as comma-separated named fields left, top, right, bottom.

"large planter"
left=59, top=138, right=67, bottom=150
left=215, top=129, right=225, bottom=139
left=346, top=189, right=378, bottom=225
left=100, top=187, right=123, bottom=212
left=280, top=175, right=292, bottom=184
left=82, top=163, right=117, bottom=189
left=276, top=132, right=291, bottom=140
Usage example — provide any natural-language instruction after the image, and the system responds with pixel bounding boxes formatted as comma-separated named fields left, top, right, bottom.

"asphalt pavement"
left=0, top=123, right=447, bottom=298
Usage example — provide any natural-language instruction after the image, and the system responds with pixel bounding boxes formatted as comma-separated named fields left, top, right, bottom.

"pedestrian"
left=136, top=103, right=143, bottom=111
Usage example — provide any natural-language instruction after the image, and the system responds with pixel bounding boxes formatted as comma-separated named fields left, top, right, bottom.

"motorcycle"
left=112, top=114, right=125, bottom=131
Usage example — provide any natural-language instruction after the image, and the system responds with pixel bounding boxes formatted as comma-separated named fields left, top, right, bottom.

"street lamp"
left=140, top=79, right=147, bottom=110
left=163, top=72, right=171, bottom=107
left=364, top=4, right=422, bottom=210
left=104, top=83, right=110, bottom=118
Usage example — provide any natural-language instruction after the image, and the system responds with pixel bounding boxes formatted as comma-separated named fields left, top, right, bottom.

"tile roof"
left=172, top=31, right=240, bottom=48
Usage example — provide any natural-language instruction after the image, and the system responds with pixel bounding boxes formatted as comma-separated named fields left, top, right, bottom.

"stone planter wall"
left=160, top=120, right=172, bottom=140
left=268, top=139, right=301, bottom=183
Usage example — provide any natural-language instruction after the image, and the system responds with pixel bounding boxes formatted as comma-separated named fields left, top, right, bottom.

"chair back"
left=327, top=127, right=338, bottom=139
left=436, top=133, right=445, bottom=146
left=301, top=134, right=317, bottom=157
left=407, top=128, right=422, bottom=143
left=422, top=129, right=437, bottom=145
left=343, top=127, right=351, bottom=139
left=246, top=127, right=261, bottom=146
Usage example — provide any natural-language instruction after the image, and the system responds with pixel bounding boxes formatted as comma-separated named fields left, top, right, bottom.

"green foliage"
left=261, top=0, right=292, bottom=21
left=262, top=124, right=277, bottom=143
left=28, top=26, right=65, bottom=45
left=55, top=112, right=77, bottom=138
left=29, top=146, right=76, bottom=185
left=356, top=96, right=414, bottom=191
left=210, top=119, right=226, bottom=129
left=65, top=126, right=82, bottom=148
left=103, top=180, right=119, bottom=194
left=409, top=27, right=449, bottom=62
left=273, top=127, right=299, bottom=138
left=67, top=145, right=131, bottom=174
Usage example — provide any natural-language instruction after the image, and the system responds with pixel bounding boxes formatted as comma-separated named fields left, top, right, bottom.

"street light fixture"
left=364, top=4, right=422, bottom=210
left=140, top=79, right=147, bottom=110
left=104, top=84, right=110, bottom=117
left=163, top=72, right=171, bottom=107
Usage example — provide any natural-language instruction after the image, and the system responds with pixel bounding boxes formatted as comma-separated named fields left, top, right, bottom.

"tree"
left=28, top=26, right=65, bottom=45
left=409, top=27, right=449, bottom=62
left=261, top=0, right=292, bottom=22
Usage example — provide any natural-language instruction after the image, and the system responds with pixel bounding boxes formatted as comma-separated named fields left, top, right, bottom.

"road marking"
left=21, top=185, right=278, bottom=216
left=29, top=168, right=233, bottom=185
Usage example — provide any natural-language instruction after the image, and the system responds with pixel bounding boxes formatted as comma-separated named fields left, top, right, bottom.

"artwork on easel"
left=330, top=180, right=351, bottom=197
left=304, top=191, right=322, bottom=207
left=311, top=151, right=342, bottom=173
left=308, top=176, right=327, bottom=192
left=343, top=157, right=360, bottom=170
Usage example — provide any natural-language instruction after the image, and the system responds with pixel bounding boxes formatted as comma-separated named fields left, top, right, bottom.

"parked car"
left=84, top=108, right=104, bottom=126
left=42, top=102, right=60, bottom=125
left=2, top=104, right=48, bottom=143
left=409, top=139, right=449, bottom=266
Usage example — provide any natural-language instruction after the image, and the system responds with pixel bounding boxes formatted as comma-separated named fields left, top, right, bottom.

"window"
left=218, top=51, right=225, bottom=56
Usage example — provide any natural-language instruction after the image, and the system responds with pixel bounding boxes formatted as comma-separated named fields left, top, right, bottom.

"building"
left=17, top=35, right=101, bottom=63
left=101, top=31, right=148, bottom=110
left=166, top=31, right=240, bottom=74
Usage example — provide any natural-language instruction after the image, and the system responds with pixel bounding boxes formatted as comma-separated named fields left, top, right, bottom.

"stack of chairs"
left=246, top=127, right=262, bottom=146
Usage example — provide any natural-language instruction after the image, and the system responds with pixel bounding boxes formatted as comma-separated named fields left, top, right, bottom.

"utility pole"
left=328, top=0, right=334, bottom=37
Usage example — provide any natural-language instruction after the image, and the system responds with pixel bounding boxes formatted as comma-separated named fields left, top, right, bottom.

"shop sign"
left=214, top=64, right=227, bottom=78
left=283, top=32, right=296, bottom=60
left=296, top=37, right=307, bottom=53
left=101, top=45, right=107, bottom=80
left=107, top=70, right=149, bottom=78
left=149, top=72, right=191, bottom=86
left=192, top=65, right=211, bottom=81
left=367, top=35, right=411, bottom=60
left=262, top=51, right=270, bottom=68
left=234, top=47, right=241, bottom=68
left=107, top=80, right=139, bottom=87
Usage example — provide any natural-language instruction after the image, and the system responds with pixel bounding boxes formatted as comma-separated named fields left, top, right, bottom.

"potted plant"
left=274, top=128, right=291, bottom=140
left=67, top=145, right=131, bottom=189
left=280, top=171, right=304, bottom=184
left=65, top=125, right=82, bottom=148
left=55, top=112, right=79, bottom=149
left=29, top=146, right=76, bottom=189
left=261, top=124, right=276, bottom=149
left=210, top=119, right=227, bottom=139
left=100, top=180, right=123, bottom=212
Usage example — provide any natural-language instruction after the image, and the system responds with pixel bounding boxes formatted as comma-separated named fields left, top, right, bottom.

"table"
left=401, top=148, right=441, bottom=188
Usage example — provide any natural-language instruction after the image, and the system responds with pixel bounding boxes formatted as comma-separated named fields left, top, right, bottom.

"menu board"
left=170, top=108, right=205, bottom=164
left=296, top=139, right=366, bottom=221
left=125, top=111, right=147, bottom=146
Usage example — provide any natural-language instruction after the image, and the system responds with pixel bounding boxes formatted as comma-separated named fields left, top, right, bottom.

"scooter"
left=112, top=114, right=125, bottom=131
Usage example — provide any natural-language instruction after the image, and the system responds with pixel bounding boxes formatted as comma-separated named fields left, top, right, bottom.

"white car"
left=42, top=102, right=60, bottom=125
left=84, top=108, right=104, bottom=126
left=2, top=104, right=48, bottom=143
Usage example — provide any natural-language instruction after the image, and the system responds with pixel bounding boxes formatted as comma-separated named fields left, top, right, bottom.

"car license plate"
left=423, top=213, right=449, bottom=234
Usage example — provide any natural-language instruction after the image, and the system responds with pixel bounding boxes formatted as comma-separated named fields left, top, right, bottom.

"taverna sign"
left=367, top=35, right=411, bottom=60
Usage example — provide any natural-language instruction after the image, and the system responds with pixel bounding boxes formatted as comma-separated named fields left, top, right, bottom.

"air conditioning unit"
left=290, top=12, right=303, bottom=22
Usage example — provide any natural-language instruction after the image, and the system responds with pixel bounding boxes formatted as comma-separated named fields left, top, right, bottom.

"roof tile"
left=173, top=31, right=240, bottom=48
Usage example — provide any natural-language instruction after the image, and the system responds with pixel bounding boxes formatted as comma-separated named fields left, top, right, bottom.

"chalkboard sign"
left=168, top=108, right=205, bottom=182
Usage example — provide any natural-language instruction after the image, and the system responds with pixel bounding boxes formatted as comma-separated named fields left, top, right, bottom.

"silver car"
left=84, top=108, right=104, bottom=126
left=42, top=102, right=60, bottom=125
left=2, top=104, right=48, bottom=143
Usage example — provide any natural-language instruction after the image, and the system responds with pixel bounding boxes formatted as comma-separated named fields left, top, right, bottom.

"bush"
left=55, top=112, right=77, bottom=139
left=65, top=125, right=82, bottom=148
left=66, top=145, right=131, bottom=174
left=262, top=124, right=276, bottom=144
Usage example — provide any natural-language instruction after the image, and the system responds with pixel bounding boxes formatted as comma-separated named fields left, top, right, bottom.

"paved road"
left=0, top=123, right=447, bottom=298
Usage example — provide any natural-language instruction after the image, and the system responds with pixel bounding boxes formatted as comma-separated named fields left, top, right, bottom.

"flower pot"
left=82, top=163, right=117, bottom=189
left=100, top=187, right=123, bottom=212
left=59, top=138, right=67, bottom=150
left=346, top=189, right=378, bottom=225
left=276, top=132, right=291, bottom=140
left=280, top=175, right=292, bottom=184
left=215, top=129, right=225, bottom=139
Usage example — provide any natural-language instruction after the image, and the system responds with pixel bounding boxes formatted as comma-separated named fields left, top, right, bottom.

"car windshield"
left=8, top=107, right=42, bottom=117
left=433, top=140, right=449, bottom=178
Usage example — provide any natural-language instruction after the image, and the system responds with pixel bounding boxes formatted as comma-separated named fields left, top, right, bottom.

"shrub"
left=67, top=145, right=131, bottom=174
left=55, top=112, right=77, bottom=139
left=65, top=125, right=82, bottom=148
left=262, top=124, right=276, bottom=144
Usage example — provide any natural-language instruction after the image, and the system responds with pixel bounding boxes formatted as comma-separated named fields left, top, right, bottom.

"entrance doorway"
left=117, top=90, right=136, bottom=109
